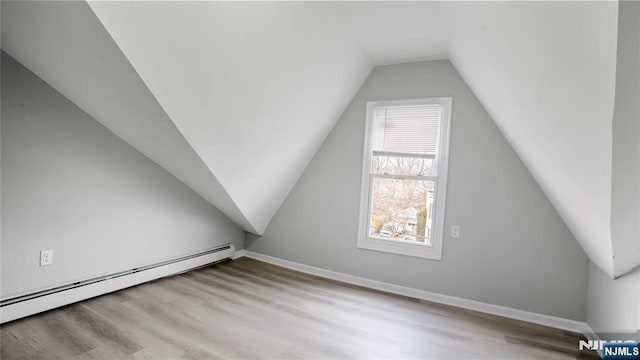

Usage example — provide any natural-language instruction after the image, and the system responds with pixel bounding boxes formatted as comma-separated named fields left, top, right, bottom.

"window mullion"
left=371, top=173, right=436, bottom=181
left=372, top=150, right=435, bottom=160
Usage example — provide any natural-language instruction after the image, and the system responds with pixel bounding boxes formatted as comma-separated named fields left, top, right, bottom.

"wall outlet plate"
left=40, top=249, right=53, bottom=266
left=450, top=225, right=461, bottom=239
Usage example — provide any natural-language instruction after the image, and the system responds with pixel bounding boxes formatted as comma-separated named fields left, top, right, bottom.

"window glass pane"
left=373, top=105, right=442, bottom=155
left=368, top=177, right=435, bottom=246
left=372, top=156, right=434, bottom=176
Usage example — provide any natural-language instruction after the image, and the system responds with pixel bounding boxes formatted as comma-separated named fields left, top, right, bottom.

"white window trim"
left=357, top=97, right=453, bottom=260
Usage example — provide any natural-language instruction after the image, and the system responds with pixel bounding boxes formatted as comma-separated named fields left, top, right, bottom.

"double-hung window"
left=357, top=98, right=452, bottom=260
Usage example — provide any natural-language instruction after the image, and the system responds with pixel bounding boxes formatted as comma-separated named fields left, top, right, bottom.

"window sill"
left=357, top=236, right=443, bottom=260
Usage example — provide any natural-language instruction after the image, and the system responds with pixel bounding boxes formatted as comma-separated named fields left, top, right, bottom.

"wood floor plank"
left=1, top=257, right=598, bottom=359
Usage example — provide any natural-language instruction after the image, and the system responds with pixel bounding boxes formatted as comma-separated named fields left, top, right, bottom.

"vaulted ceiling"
left=439, top=2, right=620, bottom=276
left=2, top=1, right=630, bottom=278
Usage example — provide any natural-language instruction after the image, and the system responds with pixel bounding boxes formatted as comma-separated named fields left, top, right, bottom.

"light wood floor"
left=1, top=257, right=598, bottom=359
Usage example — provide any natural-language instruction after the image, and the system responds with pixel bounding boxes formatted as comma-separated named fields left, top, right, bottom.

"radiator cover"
left=0, top=244, right=235, bottom=323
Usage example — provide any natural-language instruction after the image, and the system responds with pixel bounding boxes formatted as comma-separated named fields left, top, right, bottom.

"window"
left=357, top=98, right=452, bottom=259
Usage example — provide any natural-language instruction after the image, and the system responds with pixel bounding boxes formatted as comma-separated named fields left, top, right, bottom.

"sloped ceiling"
left=0, top=1, right=256, bottom=233
left=86, top=1, right=374, bottom=235
left=438, top=1, right=619, bottom=277
left=85, top=1, right=447, bottom=234
left=332, top=2, right=448, bottom=65
left=2, top=1, right=446, bottom=235
left=1, top=1, right=625, bottom=277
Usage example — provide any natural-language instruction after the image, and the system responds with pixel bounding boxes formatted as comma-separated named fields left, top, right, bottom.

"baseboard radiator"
left=0, top=244, right=235, bottom=324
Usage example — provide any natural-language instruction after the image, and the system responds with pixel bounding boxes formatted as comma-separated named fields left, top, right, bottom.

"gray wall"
left=586, top=0, right=640, bottom=341
left=610, top=0, right=640, bottom=277
left=247, top=60, right=590, bottom=321
left=587, top=263, right=639, bottom=341
left=1, top=52, right=244, bottom=299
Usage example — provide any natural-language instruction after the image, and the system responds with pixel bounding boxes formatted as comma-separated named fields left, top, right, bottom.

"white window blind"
left=372, top=104, right=443, bottom=155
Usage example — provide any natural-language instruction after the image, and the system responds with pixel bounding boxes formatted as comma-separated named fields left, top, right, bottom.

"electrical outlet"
left=450, top=225, right=461, bottom=239
left=40, top=249, right=53, bottom=266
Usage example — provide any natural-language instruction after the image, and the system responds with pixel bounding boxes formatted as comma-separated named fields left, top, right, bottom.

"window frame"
left=357, top=97, right=453, bottom=260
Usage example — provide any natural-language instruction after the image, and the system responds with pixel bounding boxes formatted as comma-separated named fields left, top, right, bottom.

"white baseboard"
left=239, top=250, right=590, bottom=335
left=232, top=249, right=246, bottom=260
left=582, top=324, right=604, bottom=358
